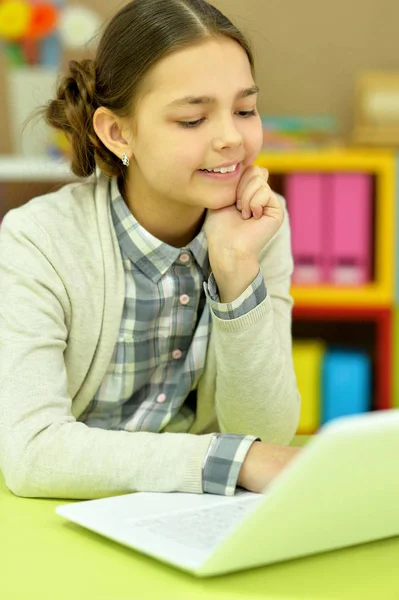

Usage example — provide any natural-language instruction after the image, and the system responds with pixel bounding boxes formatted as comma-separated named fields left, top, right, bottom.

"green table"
left=1, top=437, right=399, bottom=600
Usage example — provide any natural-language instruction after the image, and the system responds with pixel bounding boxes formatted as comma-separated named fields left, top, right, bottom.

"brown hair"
left=44, top=0, right=255, bottom=179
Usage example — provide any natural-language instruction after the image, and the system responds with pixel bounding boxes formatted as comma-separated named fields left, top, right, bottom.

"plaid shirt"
left=79, top=177, right=266, bottom=495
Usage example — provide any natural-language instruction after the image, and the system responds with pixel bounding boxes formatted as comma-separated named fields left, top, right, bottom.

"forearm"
left=0, top=418, right=214, bottom=499
left=211, top=292, right=300, bottom=444
left=0, top=340, right=214, bottom=498
left=206, top=194, right=300, bottom=444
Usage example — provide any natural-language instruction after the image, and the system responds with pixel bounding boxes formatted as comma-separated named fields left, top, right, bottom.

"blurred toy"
left=0, top=0, right=101, bottom=69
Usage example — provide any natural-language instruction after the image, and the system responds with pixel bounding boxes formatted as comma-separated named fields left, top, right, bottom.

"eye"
left=236, top=109, right=258, bottom=117
left=177, top=109, right=257, bottom=129
left=178, top=118, right=205, bottom=128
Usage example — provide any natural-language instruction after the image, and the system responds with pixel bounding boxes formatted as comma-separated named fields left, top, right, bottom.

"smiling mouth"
left=199, top=163, right=240, bottom=174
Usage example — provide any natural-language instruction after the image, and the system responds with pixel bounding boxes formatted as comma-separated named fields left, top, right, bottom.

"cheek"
left=169, top=144, right=204, bottom=178
left=154, top=131, right=201, bottom=169
left=246, top=119, right=264, bottom=157
left=139, top=137, right=176, bottom=179
left=142, top=149, right=195, bottom=194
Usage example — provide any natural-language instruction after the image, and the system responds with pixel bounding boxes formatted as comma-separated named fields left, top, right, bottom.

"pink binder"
left=286, top=174, right=327, bottom=284
left=327, top=173, right=372, bottom=285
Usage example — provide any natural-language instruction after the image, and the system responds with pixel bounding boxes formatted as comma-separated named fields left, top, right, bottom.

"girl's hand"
left=204, top=165, right=284, bottom=264
left=237, top=441, right=302, bottom=493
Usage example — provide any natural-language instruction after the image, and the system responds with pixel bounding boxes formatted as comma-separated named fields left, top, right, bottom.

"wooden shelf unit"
left=255, top=148, right=396, bottom=308
left=256, top=148, right=397, bottom=411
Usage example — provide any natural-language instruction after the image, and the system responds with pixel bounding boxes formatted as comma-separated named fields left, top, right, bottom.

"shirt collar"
left=109, top=177, right=210, bottom=283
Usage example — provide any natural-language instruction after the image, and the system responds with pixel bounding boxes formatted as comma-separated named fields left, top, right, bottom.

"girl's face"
left=126, top=37, right=263, bottom=211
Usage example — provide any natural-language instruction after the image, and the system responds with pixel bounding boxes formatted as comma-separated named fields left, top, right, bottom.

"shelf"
left=255, top=147, right=395, bottom=171
left=257, top=148, right=396, bottom=307
left=394, top=309, right=399, bottom=409
left=292, top=305, right=392, bottom=411
left=292, top=305, right=391, bottom=318
left=0, top=155, right=75, bottom=182
left=396, top=156, right=399, bottom=303
left=291, top=283, right=392, bottom=307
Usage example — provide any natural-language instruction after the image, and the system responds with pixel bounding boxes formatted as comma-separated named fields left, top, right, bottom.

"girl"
left=0, top=0, right=301, bottom=499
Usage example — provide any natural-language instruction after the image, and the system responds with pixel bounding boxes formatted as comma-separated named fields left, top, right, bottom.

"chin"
left=217, top=195, right=237, bottom=209
left=202, top=199, right=235, bottom=212
left=193, top=192, right=237, bottom=211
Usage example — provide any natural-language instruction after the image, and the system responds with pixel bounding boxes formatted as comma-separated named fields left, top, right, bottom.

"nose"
left=212, top=115, right=243, bottom=151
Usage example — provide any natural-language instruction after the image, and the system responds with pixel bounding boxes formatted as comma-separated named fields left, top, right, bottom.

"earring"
left=121, top=153, right=130, bottom=167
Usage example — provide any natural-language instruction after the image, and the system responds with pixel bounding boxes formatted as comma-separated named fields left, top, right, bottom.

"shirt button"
left=179, top=253, right=190, bottom=264
left=156, top=393, right=167, bottom=404
left=180, top=294, right=190, bottom=305
left=172, top=349, right=182, bottom=360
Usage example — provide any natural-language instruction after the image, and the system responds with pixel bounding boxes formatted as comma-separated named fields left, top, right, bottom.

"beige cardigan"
left=0, top=173, right=300, bottom=499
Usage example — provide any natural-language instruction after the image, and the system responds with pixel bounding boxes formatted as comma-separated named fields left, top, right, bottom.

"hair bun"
left=68, top=59, right=97, bottom=107
left=44, top=59, right=100, bottom=178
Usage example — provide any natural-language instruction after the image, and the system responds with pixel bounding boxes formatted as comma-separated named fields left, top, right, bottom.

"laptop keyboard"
left=127, top=496, right=261, bottom=553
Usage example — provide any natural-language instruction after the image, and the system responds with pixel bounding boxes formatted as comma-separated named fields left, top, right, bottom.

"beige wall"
left=1, top=0, right=398, bottom=154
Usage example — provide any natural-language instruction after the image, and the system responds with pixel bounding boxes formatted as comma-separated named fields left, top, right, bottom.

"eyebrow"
left=166, top=85, right=259, bottom=108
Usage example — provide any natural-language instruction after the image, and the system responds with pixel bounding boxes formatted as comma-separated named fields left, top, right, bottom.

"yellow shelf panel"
left=255, top=148, right=395, bottom=172
left=291, top=283, right=391, bottom=307
left=373, top=158, right=395, bottom=304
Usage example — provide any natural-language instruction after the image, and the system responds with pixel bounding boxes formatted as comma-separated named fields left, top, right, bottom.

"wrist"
left=237, top=441, right=302, bottom=493
left=210, top=250, right=258, bottom=275
left=237, top=441, right=261, bottom=488
left=211, top=258, right=259, bottom=304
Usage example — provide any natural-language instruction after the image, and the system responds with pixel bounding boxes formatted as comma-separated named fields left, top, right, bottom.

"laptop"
left=56, top=409, right=399, bottom=577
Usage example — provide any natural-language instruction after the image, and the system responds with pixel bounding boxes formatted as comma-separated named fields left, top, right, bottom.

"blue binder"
left=321, top=349, right=371, bottom=424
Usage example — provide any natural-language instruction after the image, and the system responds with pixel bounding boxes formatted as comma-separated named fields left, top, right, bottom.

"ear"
left=93, top=107, right=132, bottom=162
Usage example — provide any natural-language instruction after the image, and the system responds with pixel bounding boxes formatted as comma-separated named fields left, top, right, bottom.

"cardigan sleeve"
left=206, top=194, right=301, bottom=444
left=0, top=209, right=214, bottom=499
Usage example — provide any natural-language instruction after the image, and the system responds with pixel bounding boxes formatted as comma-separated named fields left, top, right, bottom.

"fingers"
left=239, top=176, right=265, bottom=219
left=239, top=177, right=274, bottom=220
left=249, top=188, right=267, bottom=220
left=249, top=187, right=283, bottom=223
left=236, top=166, right=268, bottom=211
